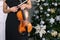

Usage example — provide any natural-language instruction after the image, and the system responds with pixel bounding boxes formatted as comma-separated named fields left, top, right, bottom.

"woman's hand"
left=18, top=0, right=32, bottom=10
left=9, top=6, right=18, bottom=12
left=3, top=1, right=18, bottom=13
left=18, top=4, right=27, bottom=10
left=18, top=4, right=31, bottom=10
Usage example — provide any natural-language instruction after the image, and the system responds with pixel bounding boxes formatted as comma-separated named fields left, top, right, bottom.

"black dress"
left=5, top=0, right=28, bottom=40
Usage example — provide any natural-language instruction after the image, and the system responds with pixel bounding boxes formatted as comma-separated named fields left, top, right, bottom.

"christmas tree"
left=30, top=0, right=60, bottom=40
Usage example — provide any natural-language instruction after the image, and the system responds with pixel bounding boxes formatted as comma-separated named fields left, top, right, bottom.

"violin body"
left=17, top=10, right=32, bottom=33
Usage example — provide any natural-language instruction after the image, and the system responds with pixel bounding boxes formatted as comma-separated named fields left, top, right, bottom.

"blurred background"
left=0, top=0, right=7, bottom=40
left=0, top=0, right=60, bottom=40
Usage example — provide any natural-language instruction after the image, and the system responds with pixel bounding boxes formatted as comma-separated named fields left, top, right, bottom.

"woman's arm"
left=3, top=0, right=18, bottom=13
left=3, top=1, right=11, bottom=13
left=25, top=0, right=32, bottom=9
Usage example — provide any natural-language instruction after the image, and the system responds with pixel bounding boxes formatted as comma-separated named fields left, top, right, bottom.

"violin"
left=16, top=8, right=32, bottom=33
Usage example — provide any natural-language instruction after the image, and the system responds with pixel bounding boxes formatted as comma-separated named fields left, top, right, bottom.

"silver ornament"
left=43, top=3, right=49, bottom=6
left=40, top=20, right=45, bottom=24
left=55, top=15, right=60, bottom=21
left=49, top=18, right=55, bottom=24
left=42, top=38, right=46, bottom=40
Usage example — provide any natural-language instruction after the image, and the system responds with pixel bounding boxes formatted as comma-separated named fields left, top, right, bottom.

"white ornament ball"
left=54, top=3, right=58, bottom=6
left=36, top=16, right=39, bottom=19
left=37, top=3, right=40, bottom=5
left=44, top=12, right=48, bottom=14
left=46, top=14, right=50, bottom=17
left=52, top=2, right=54, bottom=5
left=47, top=8, right=51, bottom=12
left=47, top=30, right=51, bottom=33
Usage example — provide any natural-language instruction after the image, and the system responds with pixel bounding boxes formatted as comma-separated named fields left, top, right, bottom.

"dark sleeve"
left=5, top=0, right=20, bottom=7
